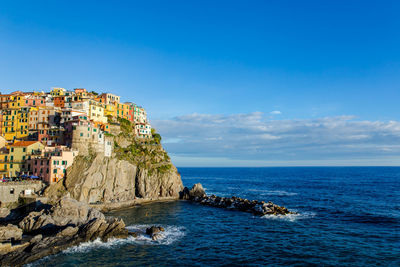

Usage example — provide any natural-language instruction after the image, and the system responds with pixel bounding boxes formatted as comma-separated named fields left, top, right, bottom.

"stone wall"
left=0, top=181, right=44, bottom=204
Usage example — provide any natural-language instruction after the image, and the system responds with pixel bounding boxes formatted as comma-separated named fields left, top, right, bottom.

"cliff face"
left=45, top=121, right=183, bottom=205
left=63, top=154, right=183, bottom=203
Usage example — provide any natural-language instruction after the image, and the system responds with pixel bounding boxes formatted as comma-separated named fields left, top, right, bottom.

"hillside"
left=45, top=118, right=183, bottom=207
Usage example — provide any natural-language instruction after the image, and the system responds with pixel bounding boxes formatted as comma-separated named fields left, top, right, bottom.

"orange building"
left=53, top=96, right=65, bottom=107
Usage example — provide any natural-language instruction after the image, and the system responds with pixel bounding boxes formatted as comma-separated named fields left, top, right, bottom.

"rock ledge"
left=0, top=196, right=129, bottom=266
left=181, top=183, right=295, bottom=216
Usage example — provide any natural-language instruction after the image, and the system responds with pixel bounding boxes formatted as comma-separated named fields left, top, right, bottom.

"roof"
left=11, top=141, right=42, bottom=147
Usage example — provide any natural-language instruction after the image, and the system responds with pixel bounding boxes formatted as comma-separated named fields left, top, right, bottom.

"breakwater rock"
left=146, top=226, right=165, bottom=240
left=0, top=196, right=131, bottom=266
left=181, top=183, right=295, bottom=216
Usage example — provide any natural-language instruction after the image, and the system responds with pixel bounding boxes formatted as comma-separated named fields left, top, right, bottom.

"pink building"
left=25, top=95, right=46, bottom=107
left=29, top=107, right=62, bottom=144
left=29, top=146, right=78, bottom=184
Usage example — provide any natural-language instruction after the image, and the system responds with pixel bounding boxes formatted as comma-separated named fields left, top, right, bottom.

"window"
left=10, top=188, right=14, bottom=194
left=53, top=160, right=57, bottom=165
left=23, top=148, right=26, bottom=152
left=53, top=169, right=57, bottom=174
left=10, top=156, right=13, bottom=161
left=11, top=148, right=14, bottom=152
left=10, top=164, right=13, bottom=168
left=80, top=133, right=83, bottom=137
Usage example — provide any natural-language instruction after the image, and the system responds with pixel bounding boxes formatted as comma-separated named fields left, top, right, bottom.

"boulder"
left=30, top=234, right=43, bottom=244
left=188, top=183, right=206, bottom=199
left=146, top=226, right=165, bottom=237
left=19, top=196, right=105, bottom=233
left=51, top=196, right=105, bottom=226
left=19, top=211, right=55, bottom=233
left=0, top=208, right=10, bottom=219
left=57, top=226, right=79, bottom=237
left=180, top=187, right=190, bottom=200
left=0, top=225, right=22, bottom=242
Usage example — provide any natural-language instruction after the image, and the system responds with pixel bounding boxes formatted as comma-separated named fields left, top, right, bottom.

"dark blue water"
left=31, top=167, right=400, bottom=266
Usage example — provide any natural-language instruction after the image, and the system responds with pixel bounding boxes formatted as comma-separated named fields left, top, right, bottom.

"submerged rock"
left=181, top=184, right=295, bottom=216
left=146, top=226, right=165, bottom=240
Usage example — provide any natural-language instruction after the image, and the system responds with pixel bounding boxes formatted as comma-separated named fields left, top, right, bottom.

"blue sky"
left=1, top=1, right=400, bottom=166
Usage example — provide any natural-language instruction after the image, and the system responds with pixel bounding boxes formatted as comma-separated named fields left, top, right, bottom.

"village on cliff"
left=0, top=88, right=152, bottom=200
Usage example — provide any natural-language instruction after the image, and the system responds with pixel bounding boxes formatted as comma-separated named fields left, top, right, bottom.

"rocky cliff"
left=45, top=120, right=183, bottom=207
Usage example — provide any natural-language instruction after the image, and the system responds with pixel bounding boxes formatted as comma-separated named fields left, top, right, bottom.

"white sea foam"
left=59, top=224, right=185, bottom=255
left=248, top=189, right=298, bottom=196
left=126, top=224, right=186, bottom=246
left=261, top=211, right=316, bottom=222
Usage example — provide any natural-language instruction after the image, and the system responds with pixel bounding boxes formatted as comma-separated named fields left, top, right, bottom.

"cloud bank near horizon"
left=152, top=112, right=400, bottom=166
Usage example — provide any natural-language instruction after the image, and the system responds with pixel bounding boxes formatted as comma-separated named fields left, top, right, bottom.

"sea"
left=29, top=167, right=400, bottom=266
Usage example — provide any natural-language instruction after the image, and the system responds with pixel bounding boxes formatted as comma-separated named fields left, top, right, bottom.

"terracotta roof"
left=11, top=141, right=41, bottom=147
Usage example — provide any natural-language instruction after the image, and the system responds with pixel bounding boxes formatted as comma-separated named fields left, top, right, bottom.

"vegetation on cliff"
left=45, top=119, right=183, bottom=205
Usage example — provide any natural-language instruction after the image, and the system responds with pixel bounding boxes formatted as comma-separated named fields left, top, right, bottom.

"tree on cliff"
left=151, top=128, right=161, bottom=144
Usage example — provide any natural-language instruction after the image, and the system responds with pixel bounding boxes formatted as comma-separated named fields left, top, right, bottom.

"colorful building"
left=89, top=100, right=107, bottom=124
left=135, top=123, right=152, bottom=138
left=53, top=96, right=65, bottom=108
left=50, top=88, right=66, bottom=97
left=8, top=141, right=44, bottom=177
left=29, top=146, right=78, bottom=184
left=97, top=93, right=120, bottom=105
left=1, top=108, right=29, bottom=141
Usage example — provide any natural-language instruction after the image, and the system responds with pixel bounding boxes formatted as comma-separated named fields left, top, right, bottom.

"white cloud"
left=152, top=112, right=400, bottom=166
left=270, top=110, right=282, bottom=115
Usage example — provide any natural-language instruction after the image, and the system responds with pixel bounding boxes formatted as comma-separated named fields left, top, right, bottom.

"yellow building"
left=0, top=136, right=6, bottom=148
left=104, top=104, right=115, bottom=117
left=0, top=152, right=10, bottom=178
left=89, top=100, right=107, bottom=124
left=4, top=94, right=27, bottom=109
left=115, top=103, right=130, bottom=120
left=50, top=88, right=66, bottom=97
left=8, top=141, right=44, bottom=177
left=1, top=108, right=29, bottom=141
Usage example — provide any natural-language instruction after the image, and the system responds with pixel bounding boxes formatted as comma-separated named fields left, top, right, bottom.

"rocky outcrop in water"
left=181, top=183, right=295, bottom=216
left=146, top=226, right=165, bottom=240
left=0, top=196, right=131, bottom=266
left=45, top=124, right=183, bottom=207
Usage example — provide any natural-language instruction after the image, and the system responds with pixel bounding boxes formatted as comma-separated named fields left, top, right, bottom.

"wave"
left=59, top=225, right=185, bottom=254
left=25, top=225, right=185, bottom=266
left=125, top=224, right=186, bottom=246
left=248, top=189, right=298, bottom=196
left=261, top=211, right=316, bottom=222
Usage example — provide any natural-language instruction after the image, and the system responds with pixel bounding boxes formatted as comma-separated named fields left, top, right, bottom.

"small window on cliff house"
left=10, top=188, right=14, bottom=194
